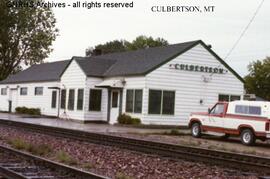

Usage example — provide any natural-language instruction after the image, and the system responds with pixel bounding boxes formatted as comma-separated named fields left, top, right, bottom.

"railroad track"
left=0, top=144, right=107, bottom=179
left=0, top=119, right=270, bottom=176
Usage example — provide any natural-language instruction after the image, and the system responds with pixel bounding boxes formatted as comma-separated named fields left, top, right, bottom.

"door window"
left=112, top=92, right=118, bottom=108
left=210, top=104, right=225, bottom=115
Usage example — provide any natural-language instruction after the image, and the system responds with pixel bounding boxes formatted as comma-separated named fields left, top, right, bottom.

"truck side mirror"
left=208, top=108, right=211, bottom=114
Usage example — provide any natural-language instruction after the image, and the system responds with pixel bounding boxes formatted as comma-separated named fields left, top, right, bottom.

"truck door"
left=208, top=103, right=225, bottom=133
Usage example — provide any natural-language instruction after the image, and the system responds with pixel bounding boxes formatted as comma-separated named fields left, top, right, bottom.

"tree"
left=244, top=57, right=270, bottom=101
left=127, top=36, right=169, bottom=51
left=0, top=0, right=58, bottom=81
left=86, top=35, right=168, bottom=56
left=86, top=40, right=129, bottom=56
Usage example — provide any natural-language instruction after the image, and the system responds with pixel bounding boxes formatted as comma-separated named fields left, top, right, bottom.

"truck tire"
left=191, top=123, right=202, bottom=138
left=240, top=129, right=256, bottom=146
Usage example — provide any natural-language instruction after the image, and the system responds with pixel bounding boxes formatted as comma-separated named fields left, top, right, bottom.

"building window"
left=60, top=89, right=66, bottom=109
left=162, top=91, right=175, bottom=115
left=89, top=89, right=102, bottom=111
left=1, top=88, right=7, bottom=95
left=148, top=89, right=175, bottom=115
left=77, top=89, right=84, bottom=110
left=235, top=105, right=261, bottom=115
left=219, top=94, right=241, bottom=102
left=126, top=90, right=134, bottom=112
left=35, top=87, right=43, bottom=95
left=125, top=89, right=143, bottom=113
left=51, top=91, right=57, bottom=108
left=68, top=89, right=75, bottom=110
left=230, top=95, right=241, bottom=101
left=112, top=92, right=118, bottom=108
left=149, top=90, right=162, bottom=114
left=20, top=87, right=28, bottom=95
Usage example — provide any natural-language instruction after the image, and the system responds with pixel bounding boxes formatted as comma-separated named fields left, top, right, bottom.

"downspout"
left=57, top=88, right=61, bottom=117
left=107, top=88, right=111, bottom=123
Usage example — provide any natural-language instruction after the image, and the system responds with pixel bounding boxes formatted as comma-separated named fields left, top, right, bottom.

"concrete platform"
left=0, top=113, right=175, bottom=134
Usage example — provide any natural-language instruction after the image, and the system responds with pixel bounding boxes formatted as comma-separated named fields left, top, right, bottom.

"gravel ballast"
left=0, top=125, right=260, bottom=179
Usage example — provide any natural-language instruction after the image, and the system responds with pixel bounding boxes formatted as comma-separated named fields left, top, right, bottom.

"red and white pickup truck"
left=188, top=101, right=270, bottom=145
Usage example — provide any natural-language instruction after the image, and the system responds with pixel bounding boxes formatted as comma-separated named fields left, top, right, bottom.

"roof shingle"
left=0, top=60, right=70, bottom=84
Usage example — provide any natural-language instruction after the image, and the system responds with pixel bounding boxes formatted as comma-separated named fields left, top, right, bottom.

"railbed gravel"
left=0, top=126, right=261, bottom=179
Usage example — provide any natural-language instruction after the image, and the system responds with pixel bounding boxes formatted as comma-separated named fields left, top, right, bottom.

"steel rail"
left=0, top=144, right=108, bottom=179
left=0, top=119, right=269, bottom=175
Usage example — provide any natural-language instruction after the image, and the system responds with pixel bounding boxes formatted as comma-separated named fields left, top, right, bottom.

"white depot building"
left=0, top=40, right=244, bottom=125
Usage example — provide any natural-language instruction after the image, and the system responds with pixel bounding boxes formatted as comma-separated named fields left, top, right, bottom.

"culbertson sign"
left=169, top=64, right=228, bottom=74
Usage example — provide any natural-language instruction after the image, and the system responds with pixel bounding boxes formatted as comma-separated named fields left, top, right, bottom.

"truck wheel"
left=240, top=129, right=256, bottom=146
left=191, top=123, right=202, bottom=138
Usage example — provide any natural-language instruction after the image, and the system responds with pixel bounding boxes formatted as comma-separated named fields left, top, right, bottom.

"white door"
left=110, top=90, right=120, bottom=124
left=9, top=89, right=18, bottom=112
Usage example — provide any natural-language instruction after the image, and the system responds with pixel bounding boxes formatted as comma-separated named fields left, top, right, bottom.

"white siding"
left=143, top=44, right=244, bottom=125
left=0, top=82, right=60, bottom=116
left=60, top=60, right=86, bottom=121
left=0, top=84, right=11, bottom=112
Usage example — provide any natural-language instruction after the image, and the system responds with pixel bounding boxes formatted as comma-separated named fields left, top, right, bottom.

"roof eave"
left=0, top=79, right=60, bottom=85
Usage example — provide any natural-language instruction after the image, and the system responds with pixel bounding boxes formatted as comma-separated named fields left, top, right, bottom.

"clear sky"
left=47, top=0, right=270, bottom=77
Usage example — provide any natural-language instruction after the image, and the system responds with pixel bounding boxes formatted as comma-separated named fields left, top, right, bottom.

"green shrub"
left=15, top=106, right=41, bottom=115
left=117, top=114, right=141, bottom=125
left=118, top=114, right=132, bottom=124
left=132, top=118, right=141, bottom=125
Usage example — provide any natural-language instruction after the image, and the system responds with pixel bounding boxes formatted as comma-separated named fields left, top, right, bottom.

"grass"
left=116, top=172, right=134, bottom=179
left=8, top=138, right=31, bottom=150
left=8, top=138, right=52, bottom=156
left=8, top=138, right=79, bottom=166
left=56, top=150, right=77, bottom=165
left=28, top=144, right=52, bottom=156
left=83, top=162, right=94, bottom=169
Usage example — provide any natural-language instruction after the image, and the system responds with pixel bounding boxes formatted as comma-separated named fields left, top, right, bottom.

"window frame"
left=34, top=87, right=43, bottom=96
left=77, top=89, right=84, bottom=111
left=20, top=87, right=28, bottom=96
left=68, top=89, right=75, bottom=111
left=1, top=88, right=7, bottom=95
left=112, top=91, right=119, bottom=108
left=162, top=90, right=175, bottom=115
left=89, top=89, right=102, bottom=111
left=125, top=90, right=134, bottom=113
left=148, top=89, right=175, bottom=115
left=218, top=94, right=241, bottom=102
left=51, top=91, right=57, bottom=109
left=210, top=103, right=225, bottom=115
left=235, top=105, right=262, bottom=116
left=60, top=89, right=66, bottom=109
left=125, top=89, right=143, bottom=114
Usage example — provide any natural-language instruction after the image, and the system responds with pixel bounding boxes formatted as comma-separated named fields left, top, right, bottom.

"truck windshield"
left=210, top=104, right=225, bottom=115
